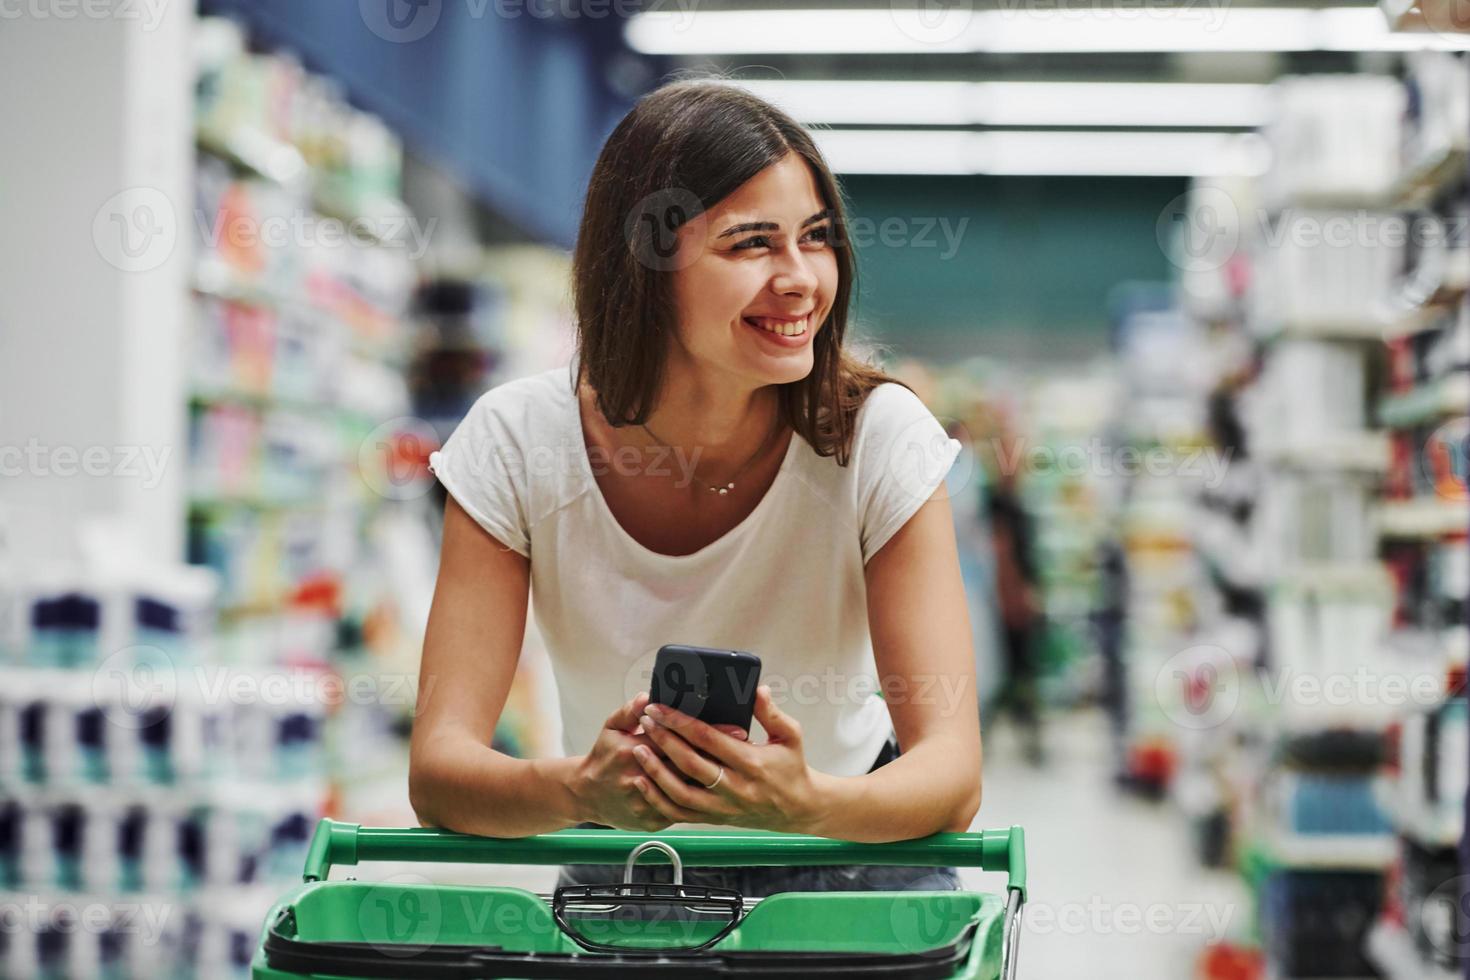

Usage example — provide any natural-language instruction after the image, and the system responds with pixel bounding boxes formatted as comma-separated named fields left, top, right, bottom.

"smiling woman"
left=410, top=78, right=981, bottom=900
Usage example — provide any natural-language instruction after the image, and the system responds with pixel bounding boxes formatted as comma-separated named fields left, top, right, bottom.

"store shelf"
left=1375, top=778, right=1462, bottom=847
left=1380, top=373, right=1470, bottom=428
left=1375, top=498, right=1469, bottom=539
left=1256, top=431, right=1390, bottom=472
left=1254, top=829, right=1398, bottom=871
left=196, top=123, right=307, bottom=186
left=1391, top=143, right=1470, bottom=209
left=1260, top=316, right=1396, bottom=342
left=1384, top=298, right=1463, bottom=339
left=1367, top=919, right=1459, bottom=980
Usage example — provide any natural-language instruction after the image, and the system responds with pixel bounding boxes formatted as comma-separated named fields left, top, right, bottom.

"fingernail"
left=640, top=714, right=656, bottom=728
left=644, top=705, right=662, bottom=719
left=634, top=746, right=648, bottom=759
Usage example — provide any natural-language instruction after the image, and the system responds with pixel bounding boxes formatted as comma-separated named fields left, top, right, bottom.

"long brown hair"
left=571, top=77, right=903, bottom=465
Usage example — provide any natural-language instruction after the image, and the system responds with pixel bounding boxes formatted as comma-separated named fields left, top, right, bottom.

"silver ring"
left=703, top=765, right=724, bottom=790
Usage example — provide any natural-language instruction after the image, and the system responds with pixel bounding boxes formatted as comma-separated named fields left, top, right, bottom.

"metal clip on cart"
left=253, top=818, right=1028, bottom=979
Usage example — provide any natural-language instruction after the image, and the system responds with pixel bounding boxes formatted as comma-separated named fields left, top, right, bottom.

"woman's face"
left=669, top=152, right=839, bottom=389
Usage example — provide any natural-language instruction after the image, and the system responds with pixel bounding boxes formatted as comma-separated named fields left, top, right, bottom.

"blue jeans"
left=555, top=733, right=962, bottom=896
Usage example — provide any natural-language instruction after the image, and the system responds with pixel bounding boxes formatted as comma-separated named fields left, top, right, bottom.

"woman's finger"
left=606, top=691, right=651, bottom=733
left=642, top=705, right=756, bottom=772
left=751, top=685, right=801, bottom=744
left=640, top=715, right=721, bottom=784
left=634, top=773, right=702, bottom=824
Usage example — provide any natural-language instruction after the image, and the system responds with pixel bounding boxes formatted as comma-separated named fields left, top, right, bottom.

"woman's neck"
left=642, top=366, right=782, bottom=471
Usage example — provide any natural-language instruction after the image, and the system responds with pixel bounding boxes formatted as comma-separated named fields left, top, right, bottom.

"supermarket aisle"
left=967, top=711, right=1250, bottom=980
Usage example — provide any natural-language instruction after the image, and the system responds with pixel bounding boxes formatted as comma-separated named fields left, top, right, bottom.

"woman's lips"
left=743, top=314, right=812, bottom=347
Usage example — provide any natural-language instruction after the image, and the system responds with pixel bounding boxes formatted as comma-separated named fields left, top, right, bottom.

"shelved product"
left=1169, top=54, right=1469, bottom=980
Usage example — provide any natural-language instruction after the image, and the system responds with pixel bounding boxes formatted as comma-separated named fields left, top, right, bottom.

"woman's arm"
left=408, top=496, right=585, bottom=837
left=807, top=483, right=983, bottom=841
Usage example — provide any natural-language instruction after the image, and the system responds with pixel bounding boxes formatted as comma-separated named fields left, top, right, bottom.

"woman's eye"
left=732, top=226, right=831, bottom=251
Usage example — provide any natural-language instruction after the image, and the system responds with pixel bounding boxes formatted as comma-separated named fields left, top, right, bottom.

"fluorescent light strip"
left=730, top=79, right=1274, bottom=128
left=626, top=7, right=1470, bottom=54
left=811, top=129, right=1272, bottom=177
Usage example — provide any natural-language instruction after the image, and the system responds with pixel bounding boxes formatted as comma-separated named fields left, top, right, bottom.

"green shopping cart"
left=252, top=818, right=1027, bottom=979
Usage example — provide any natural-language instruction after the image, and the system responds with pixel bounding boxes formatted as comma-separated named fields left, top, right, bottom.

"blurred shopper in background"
left=981, top=412, right=1046, bottom=766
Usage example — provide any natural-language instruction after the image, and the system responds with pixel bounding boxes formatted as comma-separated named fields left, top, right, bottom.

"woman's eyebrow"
left=716, top=208, right=834, bottom=240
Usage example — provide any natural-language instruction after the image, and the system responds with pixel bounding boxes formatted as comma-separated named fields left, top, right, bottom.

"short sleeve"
left=427, top=388, right=532, bottom=557
left=856, top=384, right=963, bottom=564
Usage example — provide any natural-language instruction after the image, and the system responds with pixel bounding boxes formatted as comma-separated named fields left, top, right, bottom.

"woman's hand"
left=630, top=685, right=825, bottom=834
left=570, top=692, right=748, bottom=832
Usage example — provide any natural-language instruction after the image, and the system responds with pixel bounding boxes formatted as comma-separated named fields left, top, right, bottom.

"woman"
left=410, top=80, right=981, bottom=898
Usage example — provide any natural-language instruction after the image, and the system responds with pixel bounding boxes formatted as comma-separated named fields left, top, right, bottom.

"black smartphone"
left=649, top=644, right=762, bottom=734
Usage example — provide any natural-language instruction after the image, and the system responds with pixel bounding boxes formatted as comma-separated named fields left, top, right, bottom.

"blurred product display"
left=1154, top=51, right=1470, bottom=980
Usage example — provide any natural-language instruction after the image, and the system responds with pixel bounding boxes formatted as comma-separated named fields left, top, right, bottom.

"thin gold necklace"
left=639, top=414, right=782, bottom=496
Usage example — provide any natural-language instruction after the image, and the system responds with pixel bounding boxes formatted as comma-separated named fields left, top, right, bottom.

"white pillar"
left=0, top=0, right=195, bottom=567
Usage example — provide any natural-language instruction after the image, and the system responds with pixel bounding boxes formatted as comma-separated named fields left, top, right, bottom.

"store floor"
left=975, top=709, right=1250, bottom=980
left=358, top=711, right=1248, bottom=978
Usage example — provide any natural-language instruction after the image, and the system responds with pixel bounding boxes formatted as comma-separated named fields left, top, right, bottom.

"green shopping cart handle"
left=303, top=819, right=1026, bottom=899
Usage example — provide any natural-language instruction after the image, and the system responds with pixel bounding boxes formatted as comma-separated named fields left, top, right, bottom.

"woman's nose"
left=769, top=243, right=819, bottom=297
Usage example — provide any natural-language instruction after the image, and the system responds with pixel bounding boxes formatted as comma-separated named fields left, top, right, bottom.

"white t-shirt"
left=427, top=362, right=961, bottom=829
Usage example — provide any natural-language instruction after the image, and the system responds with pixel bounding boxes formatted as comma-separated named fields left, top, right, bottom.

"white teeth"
left=749, top=316, right=807, bottom=336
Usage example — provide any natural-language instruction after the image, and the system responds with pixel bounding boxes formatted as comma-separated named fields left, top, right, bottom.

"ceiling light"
left=730, top=79, right=1273, bottom=128
left=626, top=6, right=1470, bottom=54
left=811, top=129, right=1271, bottom=177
